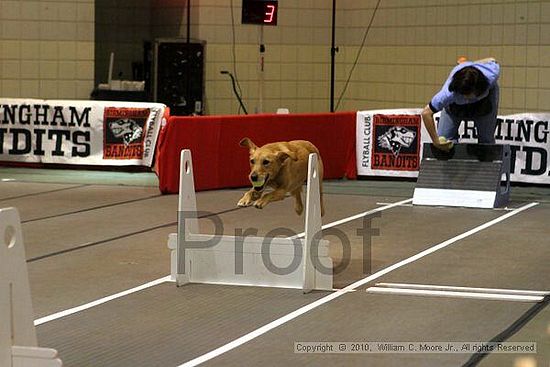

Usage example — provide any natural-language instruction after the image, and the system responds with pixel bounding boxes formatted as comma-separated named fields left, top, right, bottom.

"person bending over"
left=421, top=57, right=500, bottom=151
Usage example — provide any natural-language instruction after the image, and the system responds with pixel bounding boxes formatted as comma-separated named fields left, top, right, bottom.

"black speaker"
left=154, top=40, right=205, bottom=115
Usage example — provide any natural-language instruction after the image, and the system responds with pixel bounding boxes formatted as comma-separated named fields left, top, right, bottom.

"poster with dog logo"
left=103, top=107, right=149, bottom=160
left=371, top=114, right=421, bottom=171
left=356, top=109, right=426, bottom=178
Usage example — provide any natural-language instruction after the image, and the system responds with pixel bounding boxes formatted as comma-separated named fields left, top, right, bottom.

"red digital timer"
left=242, top=0, right=278, bottom=26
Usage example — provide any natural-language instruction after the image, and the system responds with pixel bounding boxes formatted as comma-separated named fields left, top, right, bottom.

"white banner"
left=356, top=109, right=550, bottom=185
left=0, top=98, right=166, bottom=166
left=449, top=112, right=550, bottom=184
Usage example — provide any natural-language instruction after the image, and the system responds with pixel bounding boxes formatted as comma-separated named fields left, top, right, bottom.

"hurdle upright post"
left=176, top=149, right=198, bottom=286
left=0, top=208, right=63, bottom=367
left=303, top=153, right=322, bottom=293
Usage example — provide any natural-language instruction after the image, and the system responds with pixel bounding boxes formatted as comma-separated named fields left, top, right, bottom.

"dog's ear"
left=239, top=137, right=258, bottom=153
left=276, top=149, right=297, bottom=163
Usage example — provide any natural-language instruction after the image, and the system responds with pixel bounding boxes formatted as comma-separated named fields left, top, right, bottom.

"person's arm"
left=421, top=105, right=453, bottom=151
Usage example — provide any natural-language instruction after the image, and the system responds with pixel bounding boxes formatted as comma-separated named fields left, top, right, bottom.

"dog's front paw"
left=237, top=196, right=253, bottom=207
left=237, top=191, right=259, bottom=207
left=253, top=198, right=268, bottom=209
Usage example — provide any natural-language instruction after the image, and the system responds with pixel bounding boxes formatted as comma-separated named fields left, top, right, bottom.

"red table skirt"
left=155, top=112, right=357, bottom=193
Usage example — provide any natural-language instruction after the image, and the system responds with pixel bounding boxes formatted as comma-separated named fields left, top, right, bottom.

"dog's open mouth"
left=252, top=175, right=269, bottom=192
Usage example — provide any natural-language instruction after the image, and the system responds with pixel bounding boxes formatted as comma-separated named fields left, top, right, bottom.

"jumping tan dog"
left=237, top=138, right=325, bottom=216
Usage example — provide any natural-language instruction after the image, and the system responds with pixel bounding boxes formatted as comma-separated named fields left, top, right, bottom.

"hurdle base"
left=12, top=346, right=63, bottom=367
left=413, top=188, right=498, bottom=209
left=168, top=233, right=333, bottom=291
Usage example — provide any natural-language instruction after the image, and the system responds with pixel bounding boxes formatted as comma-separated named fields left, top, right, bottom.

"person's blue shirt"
left=429, top=60, right=500, bottom=113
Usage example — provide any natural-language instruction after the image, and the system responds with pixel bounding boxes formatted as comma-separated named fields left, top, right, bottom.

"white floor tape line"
left=374, top=283, right=550, bottom=296
left=290, top=197, right=413, bottom=239
left=34, top=275, right=172, bottom=326
left=177, top=201, right=538, bottom=367
left=365, top=287, right=545, bottom=303
left=375, top=202, right=413, bottom=207
left=375, top=202, right=516, bottom=211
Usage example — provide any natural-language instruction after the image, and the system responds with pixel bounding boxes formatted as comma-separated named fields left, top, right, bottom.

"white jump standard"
left=168, top=149, right=332, bottom=292
left=0, top=208, right=63, bottom=367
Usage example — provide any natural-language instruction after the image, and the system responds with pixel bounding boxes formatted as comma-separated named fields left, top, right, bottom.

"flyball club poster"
left=357, top=109, right=550, bottom=185
left=371, top=114, right=421, bottom=172
left=103, top=107, right=151, bottom=160
left=357, top=109, right=424, bottom=178
left=0, top=98, right=166, bottom=166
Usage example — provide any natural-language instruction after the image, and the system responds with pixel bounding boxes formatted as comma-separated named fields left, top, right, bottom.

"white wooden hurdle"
left=167, top=149, right=333, bottom=292
left=0, top=208, right=63, bottom=367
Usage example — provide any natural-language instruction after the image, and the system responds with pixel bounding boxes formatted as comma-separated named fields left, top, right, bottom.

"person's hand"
left=433, top=136, right=454, bottom=151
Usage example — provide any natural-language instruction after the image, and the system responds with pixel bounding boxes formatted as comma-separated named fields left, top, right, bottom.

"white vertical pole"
left=303, top=153, right=322, bottom=293
left=0, top=208, right=63, bottom=366
left=177, top=149, right=198, bottom=286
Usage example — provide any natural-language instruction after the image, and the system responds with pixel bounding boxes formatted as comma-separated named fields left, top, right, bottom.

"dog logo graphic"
left=377, top=126, right=416, bottom=156
left=108, top=119, right=143, bottom=146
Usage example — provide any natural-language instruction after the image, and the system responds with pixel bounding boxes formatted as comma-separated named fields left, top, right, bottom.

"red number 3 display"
left=242, top=0, right=278, bottom=26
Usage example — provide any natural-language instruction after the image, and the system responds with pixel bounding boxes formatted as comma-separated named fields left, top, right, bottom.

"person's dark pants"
left=437, top=84, right=500, bottom=144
